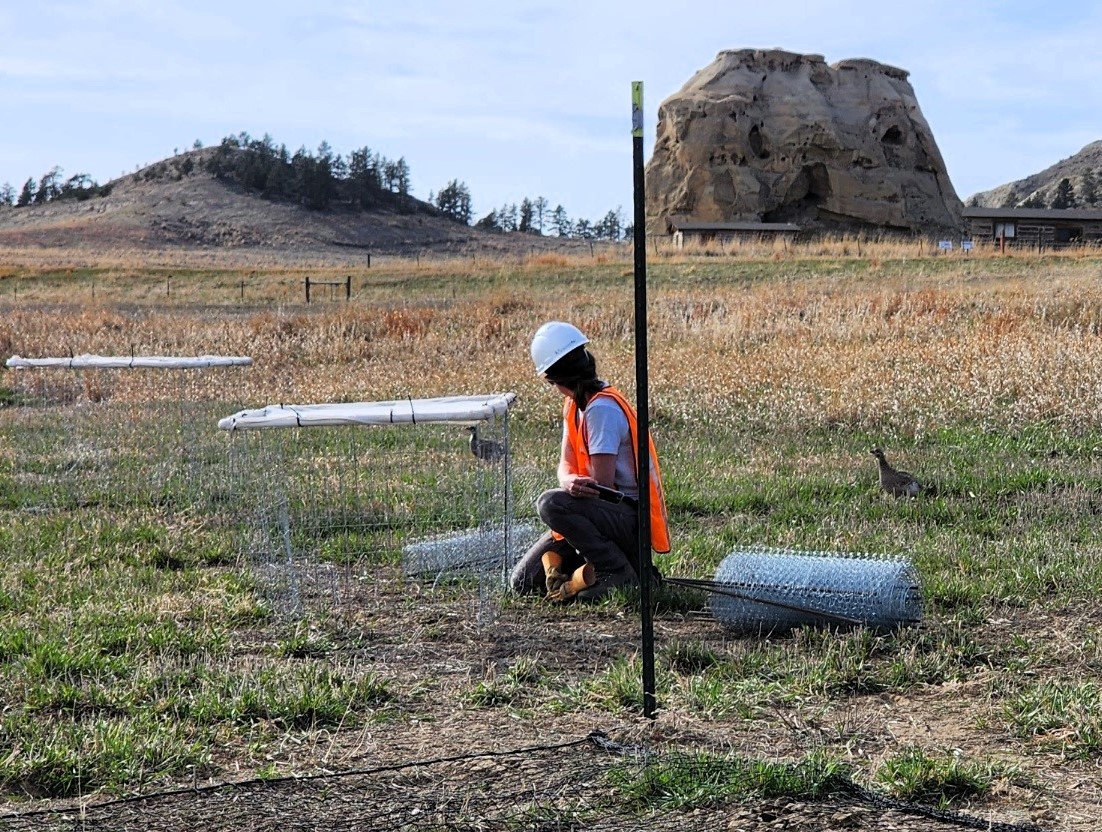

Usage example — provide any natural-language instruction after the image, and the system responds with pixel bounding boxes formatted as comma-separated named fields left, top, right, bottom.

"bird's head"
left=870, top=447, right=886, bottom=461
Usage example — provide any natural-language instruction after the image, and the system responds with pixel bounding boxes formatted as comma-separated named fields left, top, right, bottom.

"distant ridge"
left=0, top=148, right=588, bottom=259
left=967, top=140, right=1102, bottom=209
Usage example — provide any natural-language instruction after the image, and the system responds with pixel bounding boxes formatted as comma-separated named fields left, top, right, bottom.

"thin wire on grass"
left=0, top=729, right=1043, bottom=832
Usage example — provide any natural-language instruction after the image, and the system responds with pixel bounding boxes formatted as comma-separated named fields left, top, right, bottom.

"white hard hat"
left=530, top=321, right=589, bottom=376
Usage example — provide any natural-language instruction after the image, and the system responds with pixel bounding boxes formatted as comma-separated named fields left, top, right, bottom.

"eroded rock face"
left=645, top=49, right=964, bottom=235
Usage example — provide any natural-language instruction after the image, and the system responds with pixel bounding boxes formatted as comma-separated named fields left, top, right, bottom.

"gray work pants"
left=509, top=488, right=639, bottom=594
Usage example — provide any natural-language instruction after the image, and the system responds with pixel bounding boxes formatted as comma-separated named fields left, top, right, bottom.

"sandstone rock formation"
left=645, top=49, right=964, bottom=235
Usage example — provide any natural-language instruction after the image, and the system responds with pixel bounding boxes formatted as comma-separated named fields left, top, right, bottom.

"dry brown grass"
left=659, top=233, right=1102, bottom=262
left=3, top=235, right=1100, bottom=279
left=3, top=248, right=1102, bottom=440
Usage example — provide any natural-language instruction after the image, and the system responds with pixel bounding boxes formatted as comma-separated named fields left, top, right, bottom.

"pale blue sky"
left=2, top=1, right=1099, bottom=222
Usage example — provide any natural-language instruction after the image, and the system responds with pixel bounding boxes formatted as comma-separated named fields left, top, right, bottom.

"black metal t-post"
left=632, top=81, right=657, bottom=719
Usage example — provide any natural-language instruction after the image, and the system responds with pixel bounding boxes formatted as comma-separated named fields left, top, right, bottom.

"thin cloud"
left=1, top=1, right=1099, bottom=216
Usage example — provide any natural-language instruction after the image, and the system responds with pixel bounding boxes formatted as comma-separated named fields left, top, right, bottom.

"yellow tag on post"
left=631, top=81, right=643, bottom=138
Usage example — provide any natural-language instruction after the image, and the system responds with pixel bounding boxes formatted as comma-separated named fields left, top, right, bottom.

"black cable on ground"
left=0, top=729, right=1045, bottom=832
left=660, top=574, right=866, bottom=626
left=835, top=779, right=1043, bottom=832
left=592, top=729, right=1044, bottom=832
left=0, top=734, right=596, bottom=820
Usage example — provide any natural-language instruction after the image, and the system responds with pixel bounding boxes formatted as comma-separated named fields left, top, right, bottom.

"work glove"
left=542, top=550, right=594, bottom=603
left=542, top=550, right=571, bottom=602
left=544, top=565, right=570, bottom=600
left=546, top=563, right=596, bottom=603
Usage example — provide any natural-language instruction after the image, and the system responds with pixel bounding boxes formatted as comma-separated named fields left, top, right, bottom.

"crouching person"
left=510, top=321, right=671, bottom=603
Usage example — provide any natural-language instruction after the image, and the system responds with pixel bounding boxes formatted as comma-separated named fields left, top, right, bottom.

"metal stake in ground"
left=631, top=80, right=657, bottom=720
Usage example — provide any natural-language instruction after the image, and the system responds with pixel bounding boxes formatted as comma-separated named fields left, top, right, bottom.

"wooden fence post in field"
left=304, top=275, right=350, bottom=303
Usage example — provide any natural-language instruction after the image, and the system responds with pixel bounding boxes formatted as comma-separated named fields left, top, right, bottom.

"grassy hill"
left=0, top=149, right=590, bottom=261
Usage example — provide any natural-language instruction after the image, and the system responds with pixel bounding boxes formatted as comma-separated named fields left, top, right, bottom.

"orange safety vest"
left=559, top=386, right=671, bottom=553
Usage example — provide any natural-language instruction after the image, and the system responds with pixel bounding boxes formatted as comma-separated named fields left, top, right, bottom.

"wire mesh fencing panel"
left=220, top=395, right=537, bottom=621
left=1, top=355, right=252, bottom=522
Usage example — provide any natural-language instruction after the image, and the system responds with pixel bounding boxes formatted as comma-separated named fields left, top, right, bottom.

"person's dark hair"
left=544, top=346, right=602, bottom=408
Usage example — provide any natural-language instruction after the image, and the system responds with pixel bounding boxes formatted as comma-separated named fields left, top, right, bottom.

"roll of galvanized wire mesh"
left=401, top=519, right=543, bottom=581
left=709, top=546, right=922, bottom=634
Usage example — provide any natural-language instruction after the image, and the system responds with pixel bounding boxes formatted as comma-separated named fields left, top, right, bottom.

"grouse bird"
left=870, top=447, right=921, bottom=497
left=468, top=425, right=507, bottom=463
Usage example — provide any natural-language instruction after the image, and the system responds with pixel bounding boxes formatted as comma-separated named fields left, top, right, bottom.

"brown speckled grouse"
left=870, top=447, right=921, bottom=497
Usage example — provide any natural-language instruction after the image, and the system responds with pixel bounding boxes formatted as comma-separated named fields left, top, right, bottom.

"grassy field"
left=1, top=243, right=1101, bottom=829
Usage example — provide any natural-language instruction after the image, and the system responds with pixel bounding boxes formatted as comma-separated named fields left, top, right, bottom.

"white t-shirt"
left=577, top=391, right=639, bottom=499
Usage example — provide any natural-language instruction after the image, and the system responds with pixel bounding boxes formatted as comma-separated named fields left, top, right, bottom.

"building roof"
left=963, top=207, right=1102, bottom=221
left=670, top=220, right=802, bottom=233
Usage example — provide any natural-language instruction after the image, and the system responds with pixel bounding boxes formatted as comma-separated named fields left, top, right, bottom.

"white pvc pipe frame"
left=6, top=355, right=253, bottom=370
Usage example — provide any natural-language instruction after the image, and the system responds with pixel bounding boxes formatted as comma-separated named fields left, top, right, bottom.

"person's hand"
left=560, top=473, right=597, bottom=498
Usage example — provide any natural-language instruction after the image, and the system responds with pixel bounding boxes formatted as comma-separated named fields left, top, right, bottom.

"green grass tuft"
left=873, top=745, right=1017, bottom=806
left=607, top=749, right=852, bottom=810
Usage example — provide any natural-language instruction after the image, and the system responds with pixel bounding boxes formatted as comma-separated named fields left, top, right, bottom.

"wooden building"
left=669, top=219, right=801, bottom=249
left=963, top=207, right=1102, bottom=248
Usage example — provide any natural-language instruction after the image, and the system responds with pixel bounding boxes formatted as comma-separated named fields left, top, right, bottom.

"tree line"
left=0, top=167, right=112, bottom=207
left=0, top=131, right=630, bottom=239
left=200, top=132, right=415, bottom=212
left=430, top=180, right=631, bottom=241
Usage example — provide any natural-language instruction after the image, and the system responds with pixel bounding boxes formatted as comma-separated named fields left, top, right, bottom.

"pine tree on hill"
left=518, top=198, right=534, bottom=233
left=1050, top=177, right=1076, bottom=209
left=1080, top=169, right=1098, bottom=206
left=434, top=180, right=472, bottom=224
left=16, top=178, right=34, bottom=207
left=551, top=205, right=571, bottom=237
